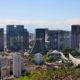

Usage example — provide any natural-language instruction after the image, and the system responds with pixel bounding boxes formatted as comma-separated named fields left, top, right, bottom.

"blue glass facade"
left=6, top=25, right=29, bottom=52
left=0, top=28, right=4, bottom=51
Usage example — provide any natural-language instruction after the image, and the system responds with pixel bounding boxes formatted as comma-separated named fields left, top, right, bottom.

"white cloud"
left=0, top=18, right=80, bottom=32
left=0, top=18, right=79, bottom=25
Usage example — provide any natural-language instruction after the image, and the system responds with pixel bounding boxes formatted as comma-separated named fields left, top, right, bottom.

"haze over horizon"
left=0, top=0, right=80, bottom=32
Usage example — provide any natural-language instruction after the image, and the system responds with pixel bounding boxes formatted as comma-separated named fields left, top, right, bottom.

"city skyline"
left=0, top=1, right=80, bottom=80
left=0, top=0, right=80, bottom=32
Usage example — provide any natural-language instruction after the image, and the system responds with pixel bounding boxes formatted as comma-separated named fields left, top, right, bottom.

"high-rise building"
left=31, top=29, right=48, bottom=54
left=71, top=25, right=80, bottom=50
left=13, top=53, right=22, bottom=77
left=15, top=25, right=24, bottom=51
left=47, top=30, right=71, bottom=50
left=6, top=25, right=29, bottom=52
left=23, top=29, right=29, bottom=50
left=0, top=28, right=4, bottom=51
left=47, top=30, right=58, bottom=50
left=6, top=25, right=16, bottom=51
left=35, top=29, right=47, bottom=43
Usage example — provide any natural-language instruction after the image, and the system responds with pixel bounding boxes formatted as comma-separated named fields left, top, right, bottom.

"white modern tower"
left=13, top=53, right=22, bottom=77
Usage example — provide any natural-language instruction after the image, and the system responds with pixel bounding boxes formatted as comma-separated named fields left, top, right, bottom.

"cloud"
left=0, top=18, right=80, bottom=32
left=0, top=18, right=79, bottom=25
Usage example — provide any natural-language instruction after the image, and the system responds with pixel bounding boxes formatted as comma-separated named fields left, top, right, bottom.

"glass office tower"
left=6, top=25, right=29, bottom=52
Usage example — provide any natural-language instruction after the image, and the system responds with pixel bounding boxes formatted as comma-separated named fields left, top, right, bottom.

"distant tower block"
left=31, top=28, right=48, bottom=54
left=0, top=28, right=4, bottom=51
left=6, top=25, right=29, bottom=52
left=31, top=39, right=47, bottom=54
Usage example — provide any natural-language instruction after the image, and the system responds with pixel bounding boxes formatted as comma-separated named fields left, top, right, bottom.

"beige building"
left=0, top=55, right=12, bottom=80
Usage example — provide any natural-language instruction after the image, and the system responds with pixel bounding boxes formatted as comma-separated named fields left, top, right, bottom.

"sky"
left=0, top=0, right=80, bottom=32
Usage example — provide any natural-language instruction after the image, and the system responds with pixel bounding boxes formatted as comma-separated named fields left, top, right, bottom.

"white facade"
left=69, top=54, right=80, bottom=66
left=34, top=53, right=43, bottom=65
left=13, top=53, right=22, bottom=77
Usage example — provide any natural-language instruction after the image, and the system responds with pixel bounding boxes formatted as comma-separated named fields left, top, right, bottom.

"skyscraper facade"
left=23, top=29, right=29, bottom=50
left=0, top=28, right=4, bottom=51
left=31, top=29, right=48, bottom=54
left=7, top=25, right=17, bottom=51
left=6, top=25, right=29, bottom=52
left=48, top=30, right=71, bottom=50
left=47, top=30, right=58, bottom=50
left=15, top=25, right=24, bottom=51
left=71, top=25, right=80, bottom=50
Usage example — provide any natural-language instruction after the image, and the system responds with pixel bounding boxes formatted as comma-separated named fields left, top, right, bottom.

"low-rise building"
left=13, top=53, right=22, bottom=77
